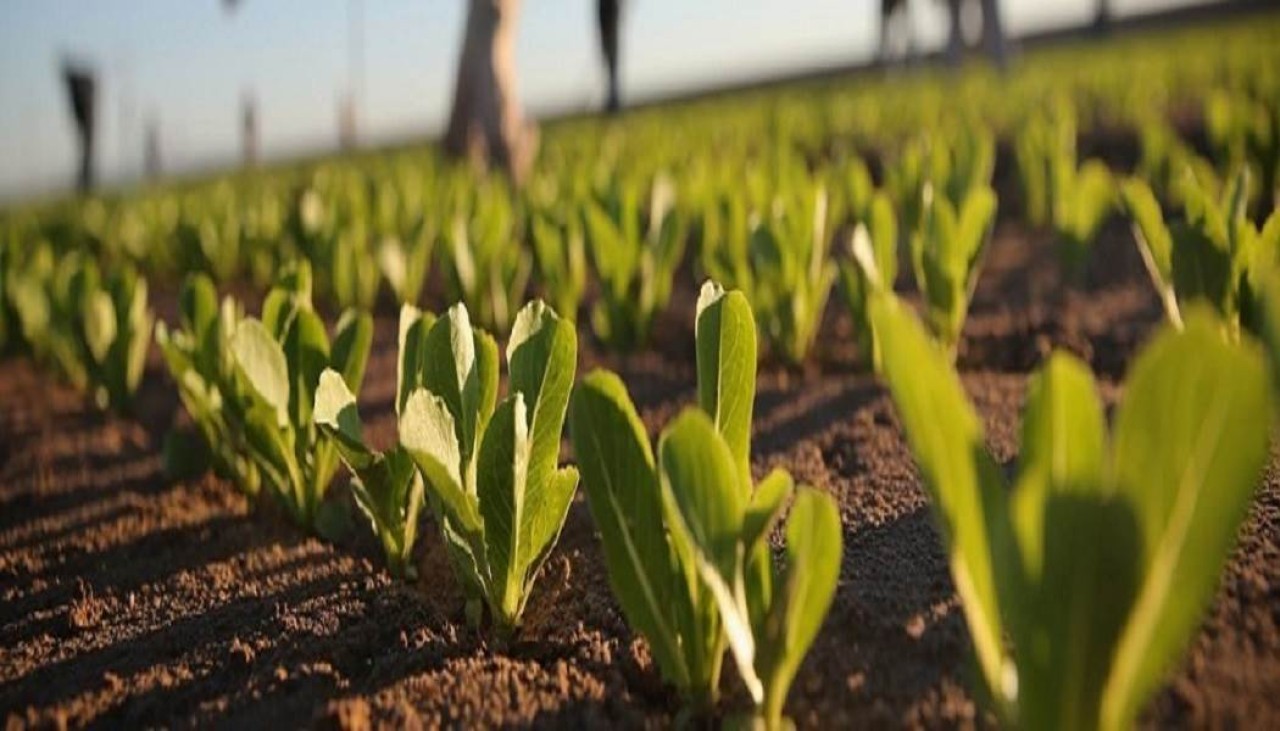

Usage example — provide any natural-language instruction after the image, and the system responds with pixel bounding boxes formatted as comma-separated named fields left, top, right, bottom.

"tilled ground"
left=2, top=206, right=1280, bottom=729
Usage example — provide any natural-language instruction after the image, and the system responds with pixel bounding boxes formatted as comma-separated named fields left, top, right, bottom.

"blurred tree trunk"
left=444, top=0, right=537, bottom=183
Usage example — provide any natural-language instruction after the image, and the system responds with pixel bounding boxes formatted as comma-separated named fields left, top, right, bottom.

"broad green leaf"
left=742, top=468, right=794, bottom=553
left=313, top=368, right=372, bottom=469
left=331, top=308, right=373, bottom=394
left=758, top=487, right=842, bottom=727
left=508, top=300, right=578, bottom=580
left=1010, top=353, right=1106, bottom=578
left=508, top=299, right=577, bottom=485
left=695, top=281, right=757, bottom=490
left=520, top=465, right=578, bottom=593
left=1006, top=354, right=1140, bottom=730
left=179, top=273, right=220, bottom=365
left=743, top=468, right=795, bottom=642
left=283, top=307, right=329, bottom=428
left=569, top=370, right=688, bottom=688
left=658, top=409, right=746, bottom=581
left=1170, top=222, right=1232, bottom=318
left=477, top=394, right=532, bottom=628
left=422, top=304, right=480, bottom=454
left=400, top=387, right=482, bottom=534
left=396, top=303, right=435, bottom=415
left=82, top=290, right=116, bottom=363
left=1102, top=310, right=1272, bottom=730
left=869, top=292, right=1009, bottom=700
left=1121, top=178, right=1180, bottom=326
left=232, top=318, right=291, bottom=428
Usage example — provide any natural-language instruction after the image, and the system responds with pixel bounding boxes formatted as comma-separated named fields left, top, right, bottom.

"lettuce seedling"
left=162, top=261, right=373, bottom=530
left=81, top=262, right=154, bottom=412
left=396, top=299, right=579, bottom=636
left=444, top=182, right=533, bottom=334
left=5, top=245, right=153, bottom=413
left=377, top=214, right=435, bottom=305
left=837, top=191, right=898, bottom=372
left=583, top=174, right=687, bottom=350
left=529, top=209, right=587, bottom=324
left=157, top=272, right=261, bottom=495
left=871, top=293, right=1271, bottom=730
left=1121, top=169, right=1280, bottom=338
left=1016, top=103, right=1115, bottom=276
left=571, top=282, right=842, bottom=724
left=887, top=126, right=995, bottom=236
left=745, top=185, right=838, bottom=364
left=909, top=183, right=997, bottom=359
left=313, top=306, right=431, bottom=577
left=235, top=266, right=373, bottom=529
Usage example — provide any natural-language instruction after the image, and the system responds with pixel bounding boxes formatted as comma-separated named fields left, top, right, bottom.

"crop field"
left=2, top=11, right=1280, bottom=729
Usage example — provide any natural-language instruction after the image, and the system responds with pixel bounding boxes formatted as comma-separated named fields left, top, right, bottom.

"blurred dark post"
left=1093, top=0, right=1113, bottom=34
left=338, top=93, right=357, bottom=151
left=598, top=0, right=622, bottom=113
left=145, top=117, right=162, bottom=179
left=242, top=92, right=258, bottom=167
left=61, top=60, right=97, bottom=193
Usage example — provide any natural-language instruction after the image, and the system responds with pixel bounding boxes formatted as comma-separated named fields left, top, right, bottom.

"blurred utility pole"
left=61, top=59, right=97, bottom=193
left=342, top=0, right=364, bottom=149
left=242, top=92, right=258, bottom=167
left=145, top=117, right=162, bottom=179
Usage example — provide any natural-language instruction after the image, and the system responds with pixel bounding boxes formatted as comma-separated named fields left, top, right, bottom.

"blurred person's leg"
left=944, top=0, right=963, bottom=67
left=980, top=0, right=1008, bottom=69
left=444, top=0, right=537, bottom=183
left=63, top=65, right=96, bottom=193
left=878, top=0, right=894, bottom=63
left=599, top=0, right=621, bottom=113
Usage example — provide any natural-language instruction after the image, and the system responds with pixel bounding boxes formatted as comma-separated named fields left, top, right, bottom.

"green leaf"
left=315, top=369, right=424, bottom=577
left=758, top=487, right=843, bottom=727
left=477, top=394, right=532, bottom=629
left=1006, top=354, right=1140, bottom=729
left=695, top=281, right=757, bottom=490
left=869, top=292, right=1009, bottom=701
left=313, top=368, right=371, bottom=468
left=508, top=300, right=579, bottom=586
left=331, top=308, right=373, bottom=394
left=282, top=307, right=329, bottom=429
left=232, top=318, right=291, bottom=428
left=658, top=408, right=745, bottom=583
left=421, top=303, right=498, bottom=465
left=1120, top=178, right=1180, bottom=326
left=1171, top=222, right=1232, bottom=318
left=569, top=370, right=689, bottom=689
left=396, top=303, right=435, bottom=415
left=400, top=387, right=483, bottom=536
left=1102, top=310, right=1272, bottom=730
left=82, top=290, right=116, bottom=364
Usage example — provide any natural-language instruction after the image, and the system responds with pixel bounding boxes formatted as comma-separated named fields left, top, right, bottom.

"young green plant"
left=836, top=191, right=898, bottom=372
left=870, top=292, right=1271, bottom=730
left=571, top=282, right=842, bottom=726
left=745, top=184, right=838, bottom=364
left=311, top=304, right=448, bottom=577
left=1121, top=169, right=1280, bottom=338
left=583, top=174, right=687, bottom=350
left=394, top=299, right=579, bottom=636
left=909, top=183, right=997, bottom=360
left=162, top=262, right=373, bottom=531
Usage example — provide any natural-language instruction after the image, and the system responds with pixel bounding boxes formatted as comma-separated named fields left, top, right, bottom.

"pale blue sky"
left=0, top=0, right=1205, bottom=201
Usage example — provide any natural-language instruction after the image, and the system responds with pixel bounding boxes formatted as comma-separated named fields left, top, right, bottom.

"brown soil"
left=4, top=195, right=1280, bottom=728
